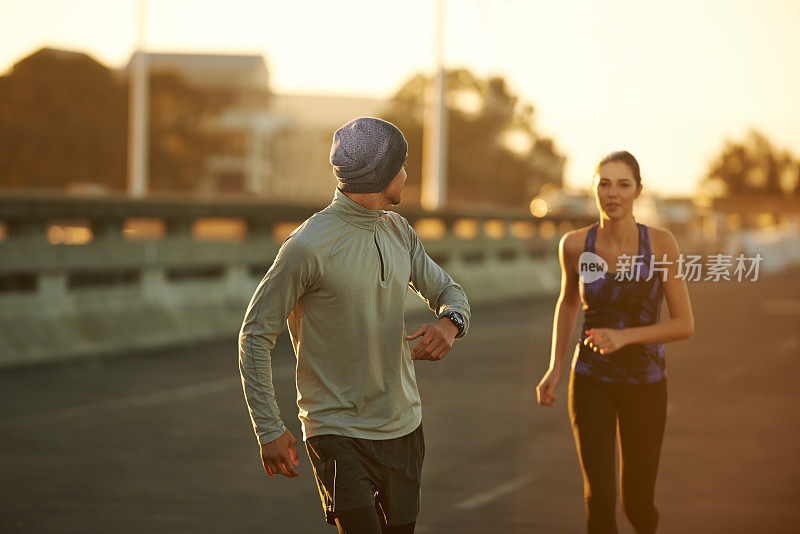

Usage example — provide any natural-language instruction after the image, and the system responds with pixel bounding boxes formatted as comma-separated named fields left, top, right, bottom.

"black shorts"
left=305, top=423, right=425, bottom=527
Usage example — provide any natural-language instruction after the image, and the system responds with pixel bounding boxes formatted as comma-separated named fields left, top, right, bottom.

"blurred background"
left=0, top=1, right=798, bottom=533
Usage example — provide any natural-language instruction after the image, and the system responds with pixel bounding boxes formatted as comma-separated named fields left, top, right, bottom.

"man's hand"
left=406, top=318, right=458, bottom=361
left=260, top=429, right=299, bottom=478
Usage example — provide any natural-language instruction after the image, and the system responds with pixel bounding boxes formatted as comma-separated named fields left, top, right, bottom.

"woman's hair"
left=595, top=151, right=642, bottom=189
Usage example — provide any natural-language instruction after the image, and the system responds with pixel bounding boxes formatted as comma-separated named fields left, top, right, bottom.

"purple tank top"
left=574, top=222, right=666, bottom=384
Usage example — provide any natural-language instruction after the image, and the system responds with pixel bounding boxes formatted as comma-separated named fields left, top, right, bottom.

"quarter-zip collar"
left=329, top=188, right=385, bottom=232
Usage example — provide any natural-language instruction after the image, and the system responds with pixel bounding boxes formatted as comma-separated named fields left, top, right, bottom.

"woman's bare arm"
left=548, top=231, right=583, bottom=370
left=621, top=228, right=694, bottom=345
left=537, top=230, right=583, bottom=406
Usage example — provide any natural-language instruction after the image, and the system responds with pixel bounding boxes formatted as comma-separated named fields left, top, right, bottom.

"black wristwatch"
left=439, top=311, right=465, bottom=337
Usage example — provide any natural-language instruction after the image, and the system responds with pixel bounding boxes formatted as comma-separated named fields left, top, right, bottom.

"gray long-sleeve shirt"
left=238, top=189, right=471, bottom=445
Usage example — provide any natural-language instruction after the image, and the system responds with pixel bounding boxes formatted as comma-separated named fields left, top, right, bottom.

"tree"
left=0, top=47, right=239, bottom=194
left=704, top=130, right=798, bottom=197
left=0, top=48, right=127, bottom=190
left=146, top=69, right=241, bottom=193
left=382, top=68, right=565, bottom=209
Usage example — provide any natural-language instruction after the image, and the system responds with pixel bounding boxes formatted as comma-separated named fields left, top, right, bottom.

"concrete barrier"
left=0, top=192, right=593, bottom=367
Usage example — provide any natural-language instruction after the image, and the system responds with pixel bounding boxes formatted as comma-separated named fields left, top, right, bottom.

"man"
left=238, top=117, right=470, bottom=534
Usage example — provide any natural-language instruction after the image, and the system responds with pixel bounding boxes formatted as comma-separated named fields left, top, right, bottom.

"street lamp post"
left=421, top=0, right=447, bottom=211
left=127, top=0, right=149, bottom=198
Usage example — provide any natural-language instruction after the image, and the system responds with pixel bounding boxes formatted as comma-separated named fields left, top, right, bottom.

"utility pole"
left=127, top=0, right=149, bottom=198
left=421, top=0, right=447, bottom=211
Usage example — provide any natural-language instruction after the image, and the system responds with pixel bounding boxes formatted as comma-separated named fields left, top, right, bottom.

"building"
left=122, top=52, right=389, bottom=203
left=268, top=93, right=388, bottom=204
left=123, top=51, right=284, bottom=197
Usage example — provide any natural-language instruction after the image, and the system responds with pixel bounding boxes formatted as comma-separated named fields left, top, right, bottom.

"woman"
left=536, top=151, right=694, bottom=534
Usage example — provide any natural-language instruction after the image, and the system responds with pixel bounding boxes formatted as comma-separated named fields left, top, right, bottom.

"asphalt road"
left=1, top=270, right=798, bottom=533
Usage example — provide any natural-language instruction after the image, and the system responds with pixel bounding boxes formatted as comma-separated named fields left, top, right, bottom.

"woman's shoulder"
left=560, top=224, right=594, bottom=258
left=643, top=224, right=680, bottom=256
left=561, top=224, right=594, bottom=247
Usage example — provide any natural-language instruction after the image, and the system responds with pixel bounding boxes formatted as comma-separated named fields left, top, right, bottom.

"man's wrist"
left=258, top=425, right=287, bottom=447
left=438, top=311, right=465, bottom=337
left=438, top=316, right=459, bottom=336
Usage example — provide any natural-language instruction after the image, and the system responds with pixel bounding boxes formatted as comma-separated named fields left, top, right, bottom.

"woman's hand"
left=583, top=328, right=630, bottom=355
left=536, top=367, right=562, bottom=407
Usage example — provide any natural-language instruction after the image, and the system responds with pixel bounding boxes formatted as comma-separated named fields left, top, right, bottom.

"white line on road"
left=5, top=376, right=239, bottom=428
left=453, top=475, right=531, bottom=511
left=5, top=364, right=295, bottom=428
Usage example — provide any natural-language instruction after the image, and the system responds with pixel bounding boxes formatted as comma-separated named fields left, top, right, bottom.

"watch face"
left=448, top=312, right=464, bottom=329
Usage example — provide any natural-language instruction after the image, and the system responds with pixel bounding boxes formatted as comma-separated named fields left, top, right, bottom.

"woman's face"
left=593, top=160, right=641, bottom=219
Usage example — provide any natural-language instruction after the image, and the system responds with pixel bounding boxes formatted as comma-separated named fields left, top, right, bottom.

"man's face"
left=382, top=160, right=408, bottom=206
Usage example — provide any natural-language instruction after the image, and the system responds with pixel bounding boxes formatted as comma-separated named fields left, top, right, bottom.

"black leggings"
left=568, top=371, right=667, bottom=534
left=334, top=503, right=415, bottom=534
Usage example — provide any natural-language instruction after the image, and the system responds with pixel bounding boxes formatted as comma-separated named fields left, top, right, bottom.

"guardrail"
left=0, top=192, right=597, bottom=367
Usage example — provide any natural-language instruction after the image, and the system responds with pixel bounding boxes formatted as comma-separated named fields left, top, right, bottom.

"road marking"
left=4, top=376, right=239, bottom=428
left=453, top=475, right=531, bottom=511
left=4, top=364, right=295, bottom=428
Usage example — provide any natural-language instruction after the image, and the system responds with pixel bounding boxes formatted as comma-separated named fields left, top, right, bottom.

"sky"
left=2, top=0, right=799, bottom=197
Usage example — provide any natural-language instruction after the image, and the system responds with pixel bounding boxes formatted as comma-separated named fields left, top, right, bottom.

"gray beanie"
left=329, top=117, right=408, bottom=193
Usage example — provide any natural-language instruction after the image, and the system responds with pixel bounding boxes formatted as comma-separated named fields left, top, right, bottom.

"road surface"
left=1, top=270, right=798, bottom=533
